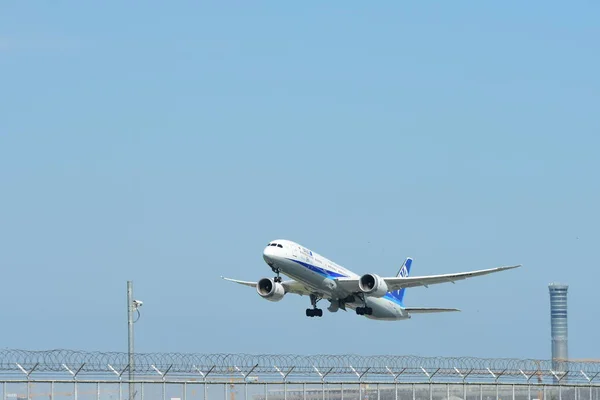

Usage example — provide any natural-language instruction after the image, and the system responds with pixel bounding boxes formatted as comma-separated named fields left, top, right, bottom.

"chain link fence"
left=1, top=350, right=599, bottom=400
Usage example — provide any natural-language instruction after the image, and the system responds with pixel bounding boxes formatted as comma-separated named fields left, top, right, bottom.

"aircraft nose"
left=263, top=246, right=275, bottom=265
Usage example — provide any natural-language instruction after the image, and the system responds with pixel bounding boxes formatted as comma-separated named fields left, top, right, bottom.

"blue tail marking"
left=390, top=257, right=412, bottom=307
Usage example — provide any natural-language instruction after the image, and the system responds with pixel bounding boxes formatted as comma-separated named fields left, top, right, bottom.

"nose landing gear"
left=270, top=267, right=282, bottom=283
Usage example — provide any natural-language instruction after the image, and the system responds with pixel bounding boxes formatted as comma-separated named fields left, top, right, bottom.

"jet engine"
left=358, top=273, right=389, bottom=297
left=256, top=278, right=285, bottom=302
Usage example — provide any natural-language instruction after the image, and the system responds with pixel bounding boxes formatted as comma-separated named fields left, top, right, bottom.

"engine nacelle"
left=358, top=273, right=389, bottom=297
left=256, top=278, right=285, bottom=302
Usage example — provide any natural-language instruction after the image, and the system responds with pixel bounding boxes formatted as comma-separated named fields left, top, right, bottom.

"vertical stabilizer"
left=392, top=257, right=412, bottom=306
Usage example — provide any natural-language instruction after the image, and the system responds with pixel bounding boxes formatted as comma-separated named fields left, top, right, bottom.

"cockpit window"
left=277, top=244, right=283, bottom=248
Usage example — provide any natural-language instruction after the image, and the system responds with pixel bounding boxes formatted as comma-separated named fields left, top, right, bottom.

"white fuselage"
left=263, top=239, right=410, bottom=320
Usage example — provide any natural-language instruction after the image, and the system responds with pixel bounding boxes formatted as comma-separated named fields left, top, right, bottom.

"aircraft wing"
left=405, top=307, right=460, bottom=314
left=335, top=264, right=521, bottom=293
left=221, top=277, right=314, bottom=296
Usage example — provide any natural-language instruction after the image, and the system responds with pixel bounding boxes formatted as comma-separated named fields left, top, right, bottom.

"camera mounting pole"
left=127, top=281, right=135, bottom=400
left=127, top=280, right=144, bottom=400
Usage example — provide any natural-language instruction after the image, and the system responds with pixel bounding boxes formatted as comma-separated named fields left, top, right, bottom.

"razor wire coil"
left=1, top=349, right=599, bottom=381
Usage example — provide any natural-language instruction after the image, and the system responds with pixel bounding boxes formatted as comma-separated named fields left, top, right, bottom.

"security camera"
left=133, top=300, right=143, bottom=307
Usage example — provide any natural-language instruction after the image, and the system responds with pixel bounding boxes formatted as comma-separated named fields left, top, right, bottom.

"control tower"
left=549, top=283, right=568, bottom=379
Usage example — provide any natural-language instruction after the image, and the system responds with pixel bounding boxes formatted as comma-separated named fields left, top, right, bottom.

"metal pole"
left=128, top=281, right=135, bottom=400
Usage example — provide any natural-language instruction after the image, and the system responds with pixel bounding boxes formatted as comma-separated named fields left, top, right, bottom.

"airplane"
left=222, top=239, right=521, bottom=321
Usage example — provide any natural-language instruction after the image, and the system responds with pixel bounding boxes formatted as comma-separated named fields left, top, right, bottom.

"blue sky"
left=1, top=1, right=598, bottom=361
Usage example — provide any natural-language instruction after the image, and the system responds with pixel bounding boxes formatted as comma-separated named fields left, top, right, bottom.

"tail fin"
left=392, top=257, right=412, bottom=306
left=396, top=257, right=412, bottom=277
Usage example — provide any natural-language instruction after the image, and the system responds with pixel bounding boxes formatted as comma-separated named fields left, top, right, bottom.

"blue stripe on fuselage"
left=287, top=258, right=347, bottom=278
left=285, top=258, right=405, bottom=307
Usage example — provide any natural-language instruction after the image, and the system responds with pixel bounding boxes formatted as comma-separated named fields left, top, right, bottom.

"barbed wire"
left=1, top=349, right=598, bottom=383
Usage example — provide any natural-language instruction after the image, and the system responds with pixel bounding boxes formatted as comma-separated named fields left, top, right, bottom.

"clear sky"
left=1, top=1, right=598, bottom=361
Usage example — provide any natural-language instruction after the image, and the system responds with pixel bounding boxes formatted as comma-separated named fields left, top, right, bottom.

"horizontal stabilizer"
left=405, top=307, right=460, bottom=314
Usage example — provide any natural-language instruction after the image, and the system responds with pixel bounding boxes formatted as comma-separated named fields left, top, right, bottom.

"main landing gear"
left=356, top=307, right=373, bottom=316
left=306, top=294, right=323, bottom=317
left=355, top=294, right=373, bottom=315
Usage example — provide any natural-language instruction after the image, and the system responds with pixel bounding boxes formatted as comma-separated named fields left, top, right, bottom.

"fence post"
left=544, top=384, right=547, bottom=400
left=559, top=384, right=562, bottom=400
